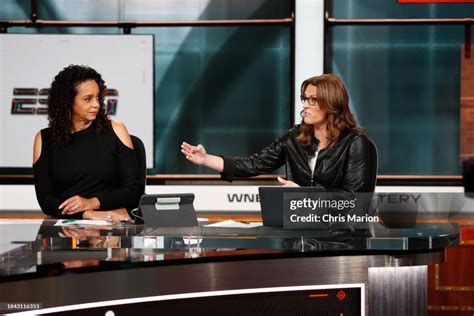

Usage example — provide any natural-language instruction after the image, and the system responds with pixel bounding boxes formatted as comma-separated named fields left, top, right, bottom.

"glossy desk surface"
left=0, top=219, right=460, bottom=280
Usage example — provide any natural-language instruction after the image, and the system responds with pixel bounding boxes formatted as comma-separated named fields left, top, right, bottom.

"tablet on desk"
left=139, top=193, right=198, bottom=228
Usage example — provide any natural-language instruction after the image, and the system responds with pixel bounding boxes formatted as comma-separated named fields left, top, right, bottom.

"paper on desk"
left=54, top=219, right=112, bottom=227
left=183, top=237, right=202, bottom=245
left=205, top=220, right=262, bottom=228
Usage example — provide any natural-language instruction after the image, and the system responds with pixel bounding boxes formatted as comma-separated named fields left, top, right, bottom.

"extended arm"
left=181, top=133, right=287, bottom=181
left=220, top=135, right=286, bottom=180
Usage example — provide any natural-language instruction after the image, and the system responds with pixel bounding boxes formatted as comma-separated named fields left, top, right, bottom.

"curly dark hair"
left=47, top=65, right=110, bottom=148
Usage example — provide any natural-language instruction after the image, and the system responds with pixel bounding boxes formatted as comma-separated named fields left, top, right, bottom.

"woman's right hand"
left=181, top=142, right=207, bottom=166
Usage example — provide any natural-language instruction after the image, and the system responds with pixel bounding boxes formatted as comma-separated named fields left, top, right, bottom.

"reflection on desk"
left=0, top=219, right=459, bottom=278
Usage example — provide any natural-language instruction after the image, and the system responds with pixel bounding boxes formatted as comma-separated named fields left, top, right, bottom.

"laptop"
left=259, top=187, right=326, bottom=228
left=139, top=193, right=198, bottom=228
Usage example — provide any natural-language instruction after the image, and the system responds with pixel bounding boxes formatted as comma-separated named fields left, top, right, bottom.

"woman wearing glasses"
left=181, top=74, right=377, bottom=192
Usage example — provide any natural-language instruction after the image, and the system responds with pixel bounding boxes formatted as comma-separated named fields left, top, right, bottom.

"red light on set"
left=337, top=290, right=347, bottom=301
left=308, top=293, right=329, bottom=298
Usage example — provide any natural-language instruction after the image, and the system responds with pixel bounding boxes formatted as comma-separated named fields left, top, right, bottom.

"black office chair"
left=463, top=157, right=474, bottom=195
left=354, top=139, right=378, bottom=225
left=131, top=135, right=147, bottom=197
left=366, top=139, right=378, bottom=193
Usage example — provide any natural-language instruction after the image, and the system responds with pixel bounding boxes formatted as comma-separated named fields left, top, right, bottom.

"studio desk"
left=0, top=219, right=460, bottom=316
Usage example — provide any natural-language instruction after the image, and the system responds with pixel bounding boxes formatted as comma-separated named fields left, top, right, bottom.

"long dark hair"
left=297, top=74, right=366, bottom=148
left=47, top=65, right=110, bottom=148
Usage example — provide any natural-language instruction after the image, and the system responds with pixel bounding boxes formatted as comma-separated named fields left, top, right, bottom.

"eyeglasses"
left=300, top=95, right=318, bottom=106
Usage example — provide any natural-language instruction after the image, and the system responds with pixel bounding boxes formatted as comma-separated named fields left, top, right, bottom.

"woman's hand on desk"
left=82, top=209, right=131, bottom=223
left=277, top=177, right=300, bottom=187
left=60, top=195, right=100, bottom=215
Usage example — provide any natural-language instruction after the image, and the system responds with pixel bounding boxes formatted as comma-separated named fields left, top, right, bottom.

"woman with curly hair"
left=33, top=65, right=140, bottom=222
left=181, top=74, right=377, bottom=192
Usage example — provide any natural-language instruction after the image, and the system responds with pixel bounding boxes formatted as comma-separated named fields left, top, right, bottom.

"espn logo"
left=11, top=88, right=118, bottom=115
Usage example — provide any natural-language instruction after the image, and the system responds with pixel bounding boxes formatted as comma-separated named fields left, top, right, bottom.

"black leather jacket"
left=221, top=125, right=377, bottom=192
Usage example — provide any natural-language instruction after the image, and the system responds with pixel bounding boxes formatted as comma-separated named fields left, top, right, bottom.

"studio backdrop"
left=0, top=34, right=154, bottom=168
